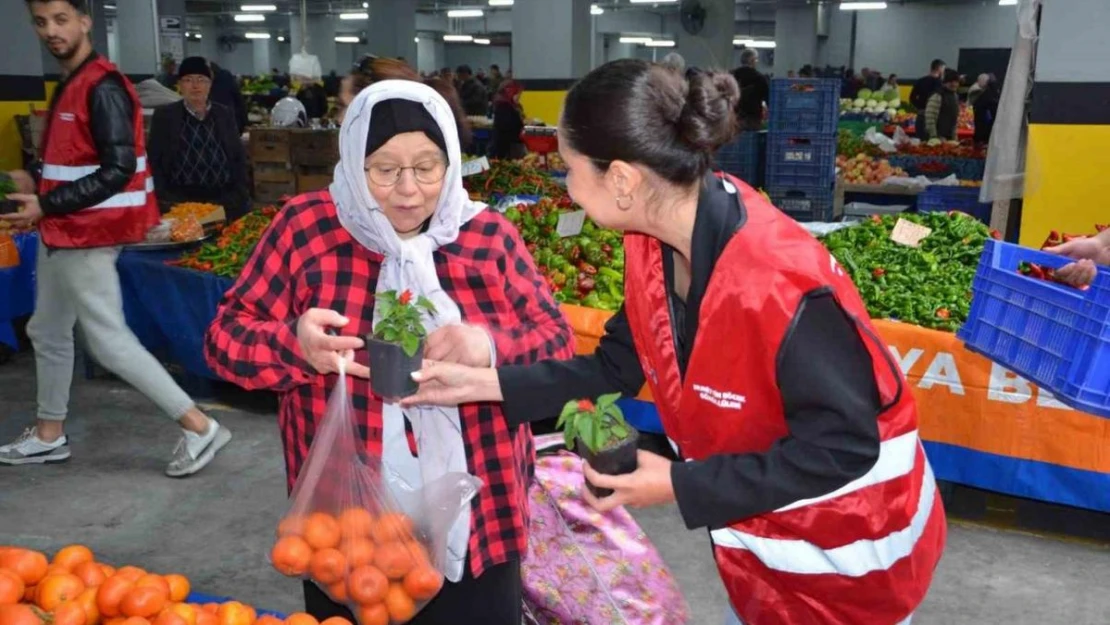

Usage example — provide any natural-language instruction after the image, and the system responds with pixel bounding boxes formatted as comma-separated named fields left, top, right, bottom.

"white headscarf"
left=330, top=80, right=486, bottom=582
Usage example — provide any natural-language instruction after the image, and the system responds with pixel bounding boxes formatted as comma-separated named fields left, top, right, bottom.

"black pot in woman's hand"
left=576, top=428, right=640, bottom=498
left=365, top=336, right=424, bottom=401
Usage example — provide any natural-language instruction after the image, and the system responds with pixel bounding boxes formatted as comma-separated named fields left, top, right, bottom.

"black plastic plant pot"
left=366, top=336, right=424, bottom=401
left=576, top=428, right=640, bottom=498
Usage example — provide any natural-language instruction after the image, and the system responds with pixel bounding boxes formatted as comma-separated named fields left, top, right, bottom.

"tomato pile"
left=503, top=199, right=625, bottom=311
left=170, top=206, right=278, bottom=277
left=0, top=544, right=342, bottom=625
left=270, top=510, right=441, bottom=625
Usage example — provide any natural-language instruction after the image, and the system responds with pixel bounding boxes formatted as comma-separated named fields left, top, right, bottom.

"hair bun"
left=677, top=70, right=739, bottom=154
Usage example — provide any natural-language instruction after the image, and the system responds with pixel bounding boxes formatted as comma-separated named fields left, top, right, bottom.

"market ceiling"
left=175, top=0, right=989, bottom=17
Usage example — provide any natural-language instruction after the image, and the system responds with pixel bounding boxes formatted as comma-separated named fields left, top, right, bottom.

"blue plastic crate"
left=767, top=184, right=842, bottom=223
left=769, top=78, right=840, bottom=134
left=714, top=131, right=766, bottom=188
left=958, top=240, right=1110, bottom=418
left=917, top=185, right=992, bottom=224
left=765, top=133, right=837, bottom=190
left=887, top=155, right=986, bottom=181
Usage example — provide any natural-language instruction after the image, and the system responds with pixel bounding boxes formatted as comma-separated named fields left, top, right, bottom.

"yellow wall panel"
left=0, top=81, right=57, bottom=172
left=520, top=90, right=567, bottom=127
left=1021, top=123, right=1110, bottom=246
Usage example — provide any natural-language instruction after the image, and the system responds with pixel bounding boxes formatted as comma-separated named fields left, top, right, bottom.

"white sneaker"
left=165, top=418, right=232, bottom=478
left=0, top=427, right=71, bottom=465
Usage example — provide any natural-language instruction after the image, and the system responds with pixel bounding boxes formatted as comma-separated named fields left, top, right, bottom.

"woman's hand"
left=424, top=324, right=493, bottom=367
left=1046, top=230, right=1110, bottom=287
left=295, top=308, right=369, bottom=378
left=399, top=360, right=503, bottom=407
left=582, top=450, right=677, bottom=513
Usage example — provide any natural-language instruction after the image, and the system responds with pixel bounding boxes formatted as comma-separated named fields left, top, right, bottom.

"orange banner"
left=559, top=305, right=1109, bottom=475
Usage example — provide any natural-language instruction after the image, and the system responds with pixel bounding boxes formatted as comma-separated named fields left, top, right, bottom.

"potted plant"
left=557, top=393, right=639, bottom=498
left=366, top=289, right=436, bottom=400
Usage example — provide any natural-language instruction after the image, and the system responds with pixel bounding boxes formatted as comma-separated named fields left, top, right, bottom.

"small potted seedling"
left=0, top=174, right=19, bottom=215
left=557, top=393, right=639, bottom=498
left=366, top=289, right=436, bottom=400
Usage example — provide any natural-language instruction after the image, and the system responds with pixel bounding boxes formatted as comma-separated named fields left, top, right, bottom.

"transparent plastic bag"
left=270, top=361, right=481, bottom=624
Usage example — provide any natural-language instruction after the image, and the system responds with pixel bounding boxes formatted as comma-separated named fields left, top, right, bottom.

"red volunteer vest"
left=38, top=55, right=159, bottom=248
left=623, top=175, right=946, bottom=625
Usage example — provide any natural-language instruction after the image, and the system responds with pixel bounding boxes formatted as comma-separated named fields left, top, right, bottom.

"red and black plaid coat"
left=204, top=190, right=575, bottom=577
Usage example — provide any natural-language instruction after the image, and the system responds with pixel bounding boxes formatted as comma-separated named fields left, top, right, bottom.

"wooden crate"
left=253, top=162, right=294, bottom=183
left=250, top=128, right=292, bottom=163
left=291, top=129, right=339, bottom=167
left=296, top=172, right=332, bottom=193
left=253, top=179, right=296, bottom=204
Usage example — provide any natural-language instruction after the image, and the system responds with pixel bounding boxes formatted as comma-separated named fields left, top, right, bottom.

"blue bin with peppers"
left=958, top=240, right=1110, bottom=417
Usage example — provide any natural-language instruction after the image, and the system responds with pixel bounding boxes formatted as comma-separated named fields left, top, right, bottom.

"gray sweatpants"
left=26, top=240, right=195, bottom=422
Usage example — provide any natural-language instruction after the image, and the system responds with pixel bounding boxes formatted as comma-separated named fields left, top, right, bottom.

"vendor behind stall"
left=148, top=57, right=249, bottom=221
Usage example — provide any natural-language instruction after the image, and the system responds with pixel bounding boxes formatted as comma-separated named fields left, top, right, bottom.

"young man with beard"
left=0, top=0, right=231, bottom=476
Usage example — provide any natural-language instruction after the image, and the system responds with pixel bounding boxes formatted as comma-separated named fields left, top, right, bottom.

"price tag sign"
left=890, top=218, right=933, bottom=248
left=556, top=210, right=587, bottom=238
left=461, top=156, right=490, bottom=177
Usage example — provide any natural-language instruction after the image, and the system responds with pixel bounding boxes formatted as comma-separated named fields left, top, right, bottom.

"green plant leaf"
left=416, top=295, right=438, bottom=315
left=559, top=400, right=579, bottom=421
left=563, top=417, right=577, bottom=449
left=597, top=392, right=620, bottom=411
left=611, top=423, right=629, bottom=440
left=401, top=333, right=420, bottom=357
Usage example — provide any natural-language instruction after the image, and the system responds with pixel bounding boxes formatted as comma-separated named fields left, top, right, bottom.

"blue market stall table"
left=0, top=232, right=39, bottom=350
left=113, top=248, right=233, bottom=381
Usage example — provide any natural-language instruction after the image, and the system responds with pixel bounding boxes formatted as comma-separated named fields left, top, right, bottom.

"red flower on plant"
left=577, top=399, right=595, bottom=412
left=398, top=290, right=413, bottom=306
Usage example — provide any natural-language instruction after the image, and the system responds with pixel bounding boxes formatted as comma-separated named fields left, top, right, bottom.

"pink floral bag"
left=522, top=435, right=690, bottom=625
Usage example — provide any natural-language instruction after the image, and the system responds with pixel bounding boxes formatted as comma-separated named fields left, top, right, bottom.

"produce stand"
left=0, top=232, right=38, bottom=350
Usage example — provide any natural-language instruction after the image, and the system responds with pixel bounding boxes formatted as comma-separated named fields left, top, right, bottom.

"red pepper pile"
left=169, top=205, right=279, bottom=277
left=1017, top=225, right=1109, bottom=283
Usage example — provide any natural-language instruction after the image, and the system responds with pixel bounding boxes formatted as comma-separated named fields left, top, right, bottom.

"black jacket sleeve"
left=40, top=74, right=137, bottom=216
left=670, top=292, right=883, bottom=530
left=147, top=102, right=178, bottom=204
left=499, top=305, right=646, bottom=427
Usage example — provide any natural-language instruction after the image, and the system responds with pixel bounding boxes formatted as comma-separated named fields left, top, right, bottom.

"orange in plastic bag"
left=0, top=234, right=19, bottom=269
left=270, top=360, right=479, bottom=624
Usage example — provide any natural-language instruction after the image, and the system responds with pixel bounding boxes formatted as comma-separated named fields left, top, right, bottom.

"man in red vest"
left=0, top=0, right=232, bottom=476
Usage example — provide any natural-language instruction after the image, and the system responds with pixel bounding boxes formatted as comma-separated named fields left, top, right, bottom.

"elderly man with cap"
left=148, top=56, right=250, bottom=221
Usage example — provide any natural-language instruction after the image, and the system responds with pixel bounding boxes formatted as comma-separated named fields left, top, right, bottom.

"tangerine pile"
left=0, top=545, right=341, bottom=625
left=271, top=510, right=442, bottom=625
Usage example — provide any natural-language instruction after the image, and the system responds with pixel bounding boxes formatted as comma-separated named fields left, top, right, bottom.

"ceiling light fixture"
left=733, top=38, right=776, bottom=48
left=645, top=39, right=675, bottom=47
left=488, top=0, right=514, bottom=6
left=339, top=12, right=369, bottom=19
left=629, top=0, right=678, bottom=3
left=362, top=1, right=368, bottom=6
left=591, top=4, right=603, bottom=15
left=998, top=0, right=1017, bottom=5
left=447, top=9, right=484, bottom=18
left=474, top=38, right=491, bottom=44
left=839, top=2, right=888, bottom=10
left=233, top=14, right=264, bottom=22
left=414, top=37, right=419, bottom=42
left=335, top=36, right=360, bottom=43
left=618, top=36, right=652, bottom=44
left=240, top=4, right=276, bottom=11
left=244, top=32, right=270, bottom=39
left=443, top=34, right=474, bottom=42
left=277, top=35, right=285, bottom=41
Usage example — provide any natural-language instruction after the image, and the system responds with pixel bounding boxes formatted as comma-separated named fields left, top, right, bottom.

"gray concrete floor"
left=1, top=351, right=1109, bottom=624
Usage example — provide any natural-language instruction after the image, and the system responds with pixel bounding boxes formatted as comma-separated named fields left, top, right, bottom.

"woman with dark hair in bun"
left=403, top=59, right=946, bottom=625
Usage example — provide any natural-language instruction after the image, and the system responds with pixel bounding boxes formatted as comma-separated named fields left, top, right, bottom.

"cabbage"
left=858, top=88, right=873, bottom=100
left=853, top=98, right=866, bottom=107
left=886, top=90, right=900, bottom=102
left=866, top=99, right=879, bottom=108
left=888, top=98, right=901, bottom=108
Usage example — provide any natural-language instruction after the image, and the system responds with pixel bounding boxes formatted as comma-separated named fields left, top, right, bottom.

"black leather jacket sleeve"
left=41, top=74, right=138, bottom=216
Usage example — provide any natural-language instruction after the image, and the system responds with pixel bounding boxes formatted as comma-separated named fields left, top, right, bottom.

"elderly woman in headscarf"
left=204, top=80, right=574, bottom=623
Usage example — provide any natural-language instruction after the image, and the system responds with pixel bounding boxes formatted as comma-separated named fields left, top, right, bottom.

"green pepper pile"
left=170, top=205, right=279, bottom=277
left=504, top=198, right=625, bottom=311
left=837, top=130, right=883, bottom=158
left=821, top=212, right=995, bottom=332
left=465, top=159, right=565, bottom=198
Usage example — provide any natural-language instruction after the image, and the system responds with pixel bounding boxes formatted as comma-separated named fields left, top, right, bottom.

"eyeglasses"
left=365, top=160, right=447, bottom=186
